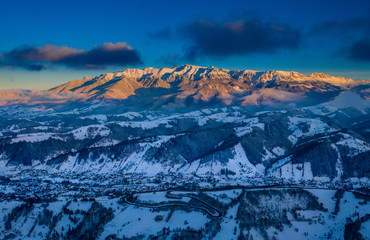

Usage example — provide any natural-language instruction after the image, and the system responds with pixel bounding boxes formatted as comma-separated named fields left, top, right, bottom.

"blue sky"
left=0, top=0, right=369, bottom=89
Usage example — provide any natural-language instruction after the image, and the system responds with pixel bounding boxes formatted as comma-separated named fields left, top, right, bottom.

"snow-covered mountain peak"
left=1, top=65, right=368, bottom=107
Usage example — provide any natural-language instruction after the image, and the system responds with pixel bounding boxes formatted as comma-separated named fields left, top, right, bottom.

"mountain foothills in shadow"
left=0, top=90, right=369, bottom=184
left=0, top=65, right=369, bottom=110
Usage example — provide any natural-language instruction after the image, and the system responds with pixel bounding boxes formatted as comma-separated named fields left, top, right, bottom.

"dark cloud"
left=156, top=53, right=181, bottom=67
left=0, top=42, right=142, bottom=71
left=183, top=46, right=201, bottom=62
left=348, top=38, right=370, bottom=61
left=1, top=46, right=49, bottom=71
left=309, top=17, right=370, bottom=37
left=181, top=18, right=300, bottom=59
left=148, top=28, right=172, bottom=40
left=308, top=17, right=370, bottom=62
left=58, top=42, right=142, bottom=69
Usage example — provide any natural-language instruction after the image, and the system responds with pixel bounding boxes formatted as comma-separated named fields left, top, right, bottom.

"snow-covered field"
left=0, top=188, right=368, bottom=240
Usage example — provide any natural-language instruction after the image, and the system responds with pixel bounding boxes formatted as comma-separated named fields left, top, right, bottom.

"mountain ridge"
left=49, top=65, right=360, bottom=100
left=0, top=65, right=369, bottom=107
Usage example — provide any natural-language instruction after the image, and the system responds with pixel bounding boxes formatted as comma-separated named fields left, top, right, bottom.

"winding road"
left=123, top=191, right=223, bottom=218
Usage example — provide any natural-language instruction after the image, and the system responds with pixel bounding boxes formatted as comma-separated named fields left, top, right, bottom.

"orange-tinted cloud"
left=0, top=42, right=142, bottom=71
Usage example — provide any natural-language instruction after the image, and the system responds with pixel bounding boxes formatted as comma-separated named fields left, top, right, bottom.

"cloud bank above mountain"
left=154, top=15, right=370, bottom=66
left=0, top=42, right=142, bottom=71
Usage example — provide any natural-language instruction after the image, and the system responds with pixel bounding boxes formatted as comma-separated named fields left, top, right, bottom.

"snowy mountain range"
left=0, top=66, right=369, bottom=186
left=1, top=65, right=369, bottom=109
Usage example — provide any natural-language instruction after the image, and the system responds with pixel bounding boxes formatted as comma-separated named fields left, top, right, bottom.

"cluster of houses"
left=0, top=169, right=368, bottom=201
